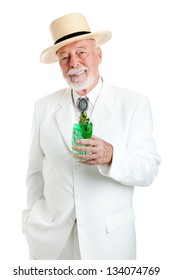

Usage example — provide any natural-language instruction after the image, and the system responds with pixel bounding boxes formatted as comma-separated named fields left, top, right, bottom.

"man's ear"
left=97, top=47, right=102, bottom=64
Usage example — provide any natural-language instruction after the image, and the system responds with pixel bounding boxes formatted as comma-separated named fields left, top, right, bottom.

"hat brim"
left=40, top=30, right=112, bottom=64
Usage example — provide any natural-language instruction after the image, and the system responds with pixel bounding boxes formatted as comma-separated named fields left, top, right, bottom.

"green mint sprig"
left=79, top=112, right=91, bottom=125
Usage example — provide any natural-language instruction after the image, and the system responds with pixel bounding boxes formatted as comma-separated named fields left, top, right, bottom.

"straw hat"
left=40, top=13, right=112, bottom=64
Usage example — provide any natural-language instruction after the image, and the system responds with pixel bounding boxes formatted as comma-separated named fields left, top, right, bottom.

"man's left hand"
left=72, top=136, right=113, bottom=166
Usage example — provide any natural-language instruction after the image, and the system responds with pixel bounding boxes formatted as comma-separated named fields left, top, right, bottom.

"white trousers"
left=29, top=221, right=81, bottom=260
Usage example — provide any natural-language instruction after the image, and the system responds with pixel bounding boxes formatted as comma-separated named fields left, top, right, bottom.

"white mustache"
left=67, top=67, right=88, bottom=76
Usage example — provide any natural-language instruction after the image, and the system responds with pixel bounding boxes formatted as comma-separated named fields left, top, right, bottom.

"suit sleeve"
left=25, top=102, right=45, bottom=209
left=99, top=96, right=161, bottom=187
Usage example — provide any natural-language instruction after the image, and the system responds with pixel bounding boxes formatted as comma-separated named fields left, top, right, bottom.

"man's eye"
left=60, top=57, right=69, bottom=64
left=78, top=51, right=87, bottom=58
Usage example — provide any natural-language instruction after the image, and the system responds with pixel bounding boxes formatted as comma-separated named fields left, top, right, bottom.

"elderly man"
left=22, top=13, right=161, bottom=260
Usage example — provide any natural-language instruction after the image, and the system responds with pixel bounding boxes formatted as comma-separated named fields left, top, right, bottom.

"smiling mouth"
left=71, top=70, right=86, bottom=76
left=69, top=70, right=87, bottom=82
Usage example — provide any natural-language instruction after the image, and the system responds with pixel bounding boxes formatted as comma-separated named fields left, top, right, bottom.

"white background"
left=0, top=0, right=172, bottom=278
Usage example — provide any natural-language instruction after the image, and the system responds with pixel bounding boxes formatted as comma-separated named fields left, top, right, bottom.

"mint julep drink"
left=72, top=97, right=93, bottom=155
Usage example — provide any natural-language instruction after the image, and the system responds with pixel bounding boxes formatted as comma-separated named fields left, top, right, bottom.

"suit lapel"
left=91, top=82, right=115, bottom=136
left=54, top=89, right=74, bottom=151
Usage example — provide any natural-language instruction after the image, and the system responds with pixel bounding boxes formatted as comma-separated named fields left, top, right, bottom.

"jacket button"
left=74, top=161, right=80, bottom=169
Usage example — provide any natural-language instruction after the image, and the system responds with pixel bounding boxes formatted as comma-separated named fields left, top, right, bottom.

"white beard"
left=67, top=75, right=94, bottom=91
left=65, top=67, right=94, bottom=92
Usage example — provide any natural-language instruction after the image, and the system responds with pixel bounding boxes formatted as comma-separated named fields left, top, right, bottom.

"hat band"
left=54, top=31, right=91, bottom=45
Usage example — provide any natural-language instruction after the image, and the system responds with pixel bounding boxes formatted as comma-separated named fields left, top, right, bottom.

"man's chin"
left=68, top=81, right=90, bottom=91
left=67, top=76, right=94, bottom=92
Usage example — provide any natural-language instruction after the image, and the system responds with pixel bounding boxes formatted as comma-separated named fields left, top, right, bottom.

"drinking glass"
left=72, top=123, right=93, bottom=155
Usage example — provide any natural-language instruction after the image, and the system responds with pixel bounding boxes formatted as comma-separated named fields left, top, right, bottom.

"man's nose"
left=69, top=54, right=79, bottom=68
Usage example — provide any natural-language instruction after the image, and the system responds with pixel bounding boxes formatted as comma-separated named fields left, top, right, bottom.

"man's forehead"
left=57, top=39, right=96, bottom=54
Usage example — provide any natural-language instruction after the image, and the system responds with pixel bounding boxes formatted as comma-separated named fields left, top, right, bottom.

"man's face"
left=57, top=39, right=102, bottom=94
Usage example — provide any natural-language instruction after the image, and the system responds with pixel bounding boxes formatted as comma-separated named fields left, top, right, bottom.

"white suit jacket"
left=22, top=80, right=161, bottom=260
